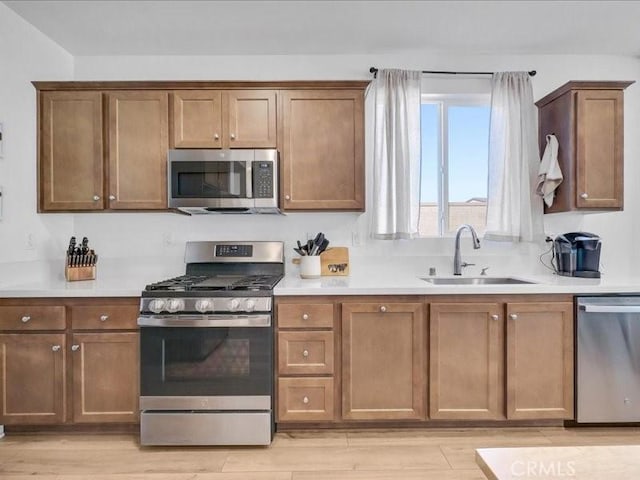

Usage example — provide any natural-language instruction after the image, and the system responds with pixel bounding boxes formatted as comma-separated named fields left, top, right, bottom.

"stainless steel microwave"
left=168, top=149, right=279, bottom=214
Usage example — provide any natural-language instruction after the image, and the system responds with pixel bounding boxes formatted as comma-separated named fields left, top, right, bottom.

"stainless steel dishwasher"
left=577, top=296, right=640, bottom=423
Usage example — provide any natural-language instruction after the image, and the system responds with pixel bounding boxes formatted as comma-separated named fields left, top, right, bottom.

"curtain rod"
left=369, top=67, right=536, bottom=78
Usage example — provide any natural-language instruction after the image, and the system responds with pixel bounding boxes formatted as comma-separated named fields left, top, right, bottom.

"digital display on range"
left=215, top=244, right=253, bottom=257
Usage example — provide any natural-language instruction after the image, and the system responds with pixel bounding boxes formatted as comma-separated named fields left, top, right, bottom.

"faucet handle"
left=480, top=267, right=489, bottom=276
left=461, top=262, right=475, bottom=269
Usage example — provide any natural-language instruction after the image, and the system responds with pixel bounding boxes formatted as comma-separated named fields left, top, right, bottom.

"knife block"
left=65, top=265, right=96, bottom=282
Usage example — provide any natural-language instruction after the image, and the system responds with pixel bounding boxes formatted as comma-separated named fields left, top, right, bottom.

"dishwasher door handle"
left=581, top=304, right=640, bottom=314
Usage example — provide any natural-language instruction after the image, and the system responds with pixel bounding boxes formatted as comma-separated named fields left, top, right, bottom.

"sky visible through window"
left=420, top=103, right=490, bottom=202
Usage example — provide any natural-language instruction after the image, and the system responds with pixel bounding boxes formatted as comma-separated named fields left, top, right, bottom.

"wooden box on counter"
left=65, top=266, right=96, bottom=282
left=320, top=247, right=349, bottom=276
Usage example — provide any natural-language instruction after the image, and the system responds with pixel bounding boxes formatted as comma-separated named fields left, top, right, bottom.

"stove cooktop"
left=144, top=274, right=283, bottom=293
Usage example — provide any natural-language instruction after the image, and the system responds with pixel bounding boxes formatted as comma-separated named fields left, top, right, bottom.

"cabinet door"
left=107, top=91, right=169, bottom=209
left=280, top=90, right=364, bottom=211
left=576, top=89, right=624, bottom=209
left=430, top=303, right=503, bottom=420
left=71, top=332, right=139, bottom=423
left=172, top=90, right=223, bottom=148
left=0, top=333, right=66, bottom=424
left=40, top=91, right=104, bottom=211
left=342, top=302, right=425, bottom=420
left=506, top=302, right=574, bottom=420
left=225, top=90, right=276, bottom=148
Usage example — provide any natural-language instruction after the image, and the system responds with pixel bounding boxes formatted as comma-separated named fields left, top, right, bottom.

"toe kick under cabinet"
left=0, top=298, right=139, bottom=428
left=275, top=295, right=574, bottom=428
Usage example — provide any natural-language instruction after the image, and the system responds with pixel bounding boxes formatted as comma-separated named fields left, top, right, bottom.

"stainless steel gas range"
left=137, top=241, right=283, bottom=446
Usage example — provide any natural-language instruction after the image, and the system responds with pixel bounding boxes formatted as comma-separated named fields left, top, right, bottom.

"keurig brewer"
left=553, top=232, right=601, bottom=278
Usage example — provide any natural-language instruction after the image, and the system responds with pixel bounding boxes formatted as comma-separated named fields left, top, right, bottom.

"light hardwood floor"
left=0, top=427, right=639, bottom=479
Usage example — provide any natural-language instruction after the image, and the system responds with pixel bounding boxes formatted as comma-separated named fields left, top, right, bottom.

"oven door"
left=168, top=149, right=253, bottom=209
left=139, top=314, right=272, bottom=410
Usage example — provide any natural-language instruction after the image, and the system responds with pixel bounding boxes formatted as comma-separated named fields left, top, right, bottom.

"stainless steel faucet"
left=453, top=224, right=481, bottom=275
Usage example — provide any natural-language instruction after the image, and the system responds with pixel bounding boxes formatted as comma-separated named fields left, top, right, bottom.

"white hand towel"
left=536, top=134, right=562, bottom=207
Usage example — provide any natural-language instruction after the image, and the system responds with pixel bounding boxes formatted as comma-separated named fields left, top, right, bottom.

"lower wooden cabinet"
left=278, top=377, right=334, bottom=422
left=429, top=303, right=504, bottom=420
left=71, top=332, right=139, bottom=423
left=0, top=298, right=139, bottom=427
left=341, top=302, right=425, bottom=421
left=0, top=333, right=66, bottom=425
left=506, top=302, right=574, bottom=419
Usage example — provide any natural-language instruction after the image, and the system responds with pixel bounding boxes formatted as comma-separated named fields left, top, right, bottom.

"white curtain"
left=485, top=72, right=544, bottom=242
left=371, top=69, right=422, bottom=239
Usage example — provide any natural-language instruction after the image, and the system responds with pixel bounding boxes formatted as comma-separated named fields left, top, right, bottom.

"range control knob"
left=149, top=299, right=166, bottom=313
left=166, top=299, right=185, bottom=313
left=228, top=298, right=241, bottom=311
left=195, top=299, right=212, bottom=313
left=245, top=299, right=256, bottom=312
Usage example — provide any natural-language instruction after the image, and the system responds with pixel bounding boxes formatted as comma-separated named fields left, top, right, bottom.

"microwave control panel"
left=252, top=161, right=274, bottom=198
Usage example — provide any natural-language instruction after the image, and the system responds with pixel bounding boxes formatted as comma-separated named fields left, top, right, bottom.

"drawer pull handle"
left=302, top=313, right=309, bottom=320
left=303, top=396, right=309, bottom=404
left=380, top=305, right=387, bottom=312
left=491, top=314, right=499, bottom=321
left=580, top=192, right=589, bottom=199
left=52, top=345, right=61, bottom=352
left=302, top=349, right=309, bottom=358
left=71, top=344, right=80, bottom=352
left=509, top=313, right=518, bottom=320
left=21, top=315, right=31, bottom=323
left=100, top=315, right=109, bottom=322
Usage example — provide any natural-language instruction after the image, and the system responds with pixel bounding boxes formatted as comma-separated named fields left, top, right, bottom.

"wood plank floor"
left=0, top=427, right=638, bottom=479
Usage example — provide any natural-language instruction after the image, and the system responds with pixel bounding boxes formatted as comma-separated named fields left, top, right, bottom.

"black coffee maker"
left=553, top=232, right=601, bottom=278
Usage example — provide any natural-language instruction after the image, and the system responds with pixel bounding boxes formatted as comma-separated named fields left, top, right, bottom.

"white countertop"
left=1, top=256, right=640, bottom=298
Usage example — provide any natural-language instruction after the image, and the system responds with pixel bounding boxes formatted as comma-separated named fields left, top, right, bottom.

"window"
left=419, top=94, right=491, bottom=237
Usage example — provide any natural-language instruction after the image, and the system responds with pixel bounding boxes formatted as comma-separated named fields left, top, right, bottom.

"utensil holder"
left=299, top=256, right=321, bottom=279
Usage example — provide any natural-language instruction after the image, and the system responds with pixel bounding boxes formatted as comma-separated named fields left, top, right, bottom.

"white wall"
left=0, top=3, right=74, bottom=264
left=71, top=52, right=640, bottom=276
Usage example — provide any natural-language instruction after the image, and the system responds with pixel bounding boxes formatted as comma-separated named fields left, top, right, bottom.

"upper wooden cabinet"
left=107, top=91, right=169, bottom=209
left=40, top=91, right=104, bottom=211
left=536, top=81, right=633, bottom=212
left=172, top=90, right=276, bottom=148
left=341, top=301, right=425, bottom=421
left=38, top=89, right=169, bottom=212
left=280, top=89, right=365, bottom=211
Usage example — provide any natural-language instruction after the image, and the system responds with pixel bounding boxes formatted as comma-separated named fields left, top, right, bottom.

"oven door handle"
left=137, top=314, right=271, bottom=328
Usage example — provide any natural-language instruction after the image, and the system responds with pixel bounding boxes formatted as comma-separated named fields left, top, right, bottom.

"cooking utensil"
left=317, top=238, right=329, bottom=254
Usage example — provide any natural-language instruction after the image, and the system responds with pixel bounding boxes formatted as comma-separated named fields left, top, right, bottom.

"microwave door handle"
left=246, top=161, right=253, bottom=199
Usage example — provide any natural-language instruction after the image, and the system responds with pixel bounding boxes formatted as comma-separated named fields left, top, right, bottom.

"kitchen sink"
left=420, top=277, right=536, bottom=285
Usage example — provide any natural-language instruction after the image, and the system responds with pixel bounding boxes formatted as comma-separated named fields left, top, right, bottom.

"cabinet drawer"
left=277, top=377, right=334, bottom=422
left=278, top=331, right=334, bottom=375
left=0, top=306, right=65, bottom=331
left=71, top=305, right=139, bottom=330
left=277, top=303, right=333, bottom=329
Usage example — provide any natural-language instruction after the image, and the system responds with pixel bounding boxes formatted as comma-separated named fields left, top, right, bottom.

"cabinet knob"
left=230, top=133, right=236, bottom=140
left=302, top=349, right=309, bottom=358
left=380, top=305, right=387, bottom=312
left=285, top=195, right=291, bottom=201
left=302, top=313, right=309, bottom=320
left=108, top=195, right=116, bottom=201
left=21, top=315, right=31, bottom=323
left=52, top=345, right=61, bottom=352
left=580, top=192, right=589, bottom=199
left=100, top=314, right=109, bottom=322
left=214, top=133, right=220, bottom=140
left=93, top=195, right=100, bottom=201
left=491, top=314, right=499, bottom=321
left=509, top=313, right=518, bottom=320
left=71, top=344, right=80, bottom=352
left=302, top=396, right=309, bottom=404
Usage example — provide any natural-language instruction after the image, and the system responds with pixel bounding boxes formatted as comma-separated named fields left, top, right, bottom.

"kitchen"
left=1, top=1, right=640, bottom=479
